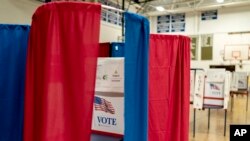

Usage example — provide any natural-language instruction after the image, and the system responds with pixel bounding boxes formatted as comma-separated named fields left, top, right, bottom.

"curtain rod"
left=101, top=5, right=124, bottom=13
left=47, top=1, right=124, bottom=13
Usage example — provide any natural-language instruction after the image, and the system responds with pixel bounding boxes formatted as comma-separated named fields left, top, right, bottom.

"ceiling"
left=131, top=0, right=250, bottom=16
left=36, top=0, right=250, bottom=16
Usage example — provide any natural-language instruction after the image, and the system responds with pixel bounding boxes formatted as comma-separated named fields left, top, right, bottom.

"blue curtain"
left=124, top=12, right=149, bottom=141
left=0, top=24, right=30, bottom=141
left=111, top=42, right=124, bottom=57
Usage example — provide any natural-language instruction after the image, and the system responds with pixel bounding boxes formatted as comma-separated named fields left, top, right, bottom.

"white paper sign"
left=204, top=70, right=225, bottom=107
left=236, top=72, right=248, bottom=90
left=92, top=92, right=124, bottom=135
left=206, top=69, right=225, bottom=82
left=204, top=82, right=224, bottom=106
left=231, top=72, right=248, bottom=91
left=190, top=70, right=195, bottom=102
left=230, top=72, right=238, bottom=91
left=95, top=58, right=124, bottom=93
left=193, top=70, right=205, bottom=109
left=224, top=71, right=231, bottom=109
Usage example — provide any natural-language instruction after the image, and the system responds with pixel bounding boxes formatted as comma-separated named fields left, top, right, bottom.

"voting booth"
left=192, top=69, right=231, bottom=137
left=193, top=69, right=231, bottom=109
left=230, top=72, right=249, bottom=111
left=92, top=58, right=124, bottom=136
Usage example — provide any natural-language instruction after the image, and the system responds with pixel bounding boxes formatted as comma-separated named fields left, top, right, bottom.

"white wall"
left=199, top=6, right=250, bottom=34
left=100, top=21, right=122, bottom=42
left=0, top=0, right=41, bottom=24
left=150, top=5, right=250, bottom=71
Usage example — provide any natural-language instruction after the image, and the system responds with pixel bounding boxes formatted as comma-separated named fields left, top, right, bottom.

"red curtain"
left=149, top=34, right=190, bottom=141
left=24, top=2, right=101, bottom=141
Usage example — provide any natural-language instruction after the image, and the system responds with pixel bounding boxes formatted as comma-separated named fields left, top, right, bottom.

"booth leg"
left=193, top=109, right=196, bottom=137
left=246, top=94, right=248, bottom=111
left=208, top=108, right=210, bottom=130
left=231, top=95, right=234, bottom=111
left=224, top=110, right=227, bottom=136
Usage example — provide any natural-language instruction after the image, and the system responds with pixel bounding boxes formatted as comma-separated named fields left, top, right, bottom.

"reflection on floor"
left=189, top=95, right=249, bottom=141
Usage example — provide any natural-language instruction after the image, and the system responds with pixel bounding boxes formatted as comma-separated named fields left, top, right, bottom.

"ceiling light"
left=216, top=0, right=224, bottom=3
left=155, top=6, right=165, bottom=12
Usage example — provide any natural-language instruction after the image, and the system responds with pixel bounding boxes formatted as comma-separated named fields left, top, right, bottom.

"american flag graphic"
left=94, top=96, right=115, bottom=114
left=210, top=83, right=220, bottom=90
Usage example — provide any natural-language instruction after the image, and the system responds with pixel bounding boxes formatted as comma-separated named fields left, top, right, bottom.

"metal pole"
left=246, top=93, right=248, bottom=111
left=231, top=94, right=233, bottom=111
left=224, top=110, right=227, bottom=136
left=208, top=108, right=210, bottom=129
left=193, top=109, right=196, bottom=137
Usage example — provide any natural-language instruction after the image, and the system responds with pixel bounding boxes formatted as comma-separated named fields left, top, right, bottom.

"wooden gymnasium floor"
left=189, top=95, right=250, bottom=141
